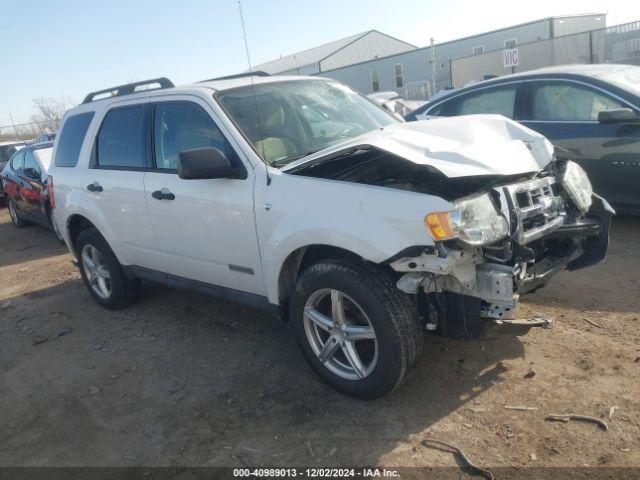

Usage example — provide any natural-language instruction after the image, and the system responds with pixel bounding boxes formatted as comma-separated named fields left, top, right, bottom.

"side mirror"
left=597, top=108, right=640, bottom=124
left=178, top=147, right=240, bottom=180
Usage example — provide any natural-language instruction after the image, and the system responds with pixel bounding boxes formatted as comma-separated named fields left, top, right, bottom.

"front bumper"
left=393, top=193, right=612, bottom=339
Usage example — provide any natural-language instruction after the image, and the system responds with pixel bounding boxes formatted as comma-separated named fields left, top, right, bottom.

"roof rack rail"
left=82, top=77, right=174, bottom=104
left=198, top=71, right=270, bottom=83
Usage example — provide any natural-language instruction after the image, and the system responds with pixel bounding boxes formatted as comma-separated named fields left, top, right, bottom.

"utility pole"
left=430, top=37, right=436, bottom=98
left=9, top=113, right=18, bottom=138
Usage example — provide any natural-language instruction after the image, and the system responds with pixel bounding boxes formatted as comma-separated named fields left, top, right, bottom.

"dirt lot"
left=0, top=208, right=639, bottom=475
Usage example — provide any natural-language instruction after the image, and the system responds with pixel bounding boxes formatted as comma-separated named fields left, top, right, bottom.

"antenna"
left=238, top=0, right=270, bottom=183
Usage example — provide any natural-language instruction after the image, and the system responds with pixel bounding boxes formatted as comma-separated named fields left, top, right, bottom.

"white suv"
left=49, top=75, right=612, bottom=398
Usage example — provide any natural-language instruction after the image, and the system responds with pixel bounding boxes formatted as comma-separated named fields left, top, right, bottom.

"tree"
left=29, top=97, right=75, bottom=135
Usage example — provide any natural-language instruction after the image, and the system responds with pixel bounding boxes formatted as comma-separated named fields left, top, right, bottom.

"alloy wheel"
left=303, top=288, right=378, bottom=380
left=81, top=244, right=112, bottom=299
left=8, top=200, right=18, bottom=224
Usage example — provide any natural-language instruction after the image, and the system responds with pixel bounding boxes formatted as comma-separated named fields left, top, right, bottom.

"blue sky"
left=1, top=0, right=638, bottom=126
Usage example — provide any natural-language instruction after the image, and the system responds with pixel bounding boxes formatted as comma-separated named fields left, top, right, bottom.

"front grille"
left=497, top=177, right=566, bottom=244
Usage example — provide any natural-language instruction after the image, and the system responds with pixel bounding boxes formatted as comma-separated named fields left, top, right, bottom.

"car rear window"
left=55, top=112, right=95, bottom=167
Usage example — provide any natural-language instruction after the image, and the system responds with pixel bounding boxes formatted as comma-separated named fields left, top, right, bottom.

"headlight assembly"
left=424, top=193, right=509, bottom=245
left=562, top=161, right=593, bottom=214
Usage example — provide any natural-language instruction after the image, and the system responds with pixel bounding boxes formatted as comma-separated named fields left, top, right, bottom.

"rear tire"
left=7, top=198, right=29, bottom=228
left=289, top=259, right=422, bottom=399
left=75, top=228, right=140, bottom=309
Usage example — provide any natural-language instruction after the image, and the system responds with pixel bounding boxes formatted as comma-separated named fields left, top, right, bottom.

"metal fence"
left=0, top=122, right=39, bottom=141
left=451, top=20, right=640, bottom=88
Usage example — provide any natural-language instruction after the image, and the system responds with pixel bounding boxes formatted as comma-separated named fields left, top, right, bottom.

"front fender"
left=257, top=171, right=453, bottom=304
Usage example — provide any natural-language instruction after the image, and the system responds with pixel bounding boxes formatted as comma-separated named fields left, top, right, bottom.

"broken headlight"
left=425, top=193, right=509, bottom=245
left=562, top=161, right=593, bottom=214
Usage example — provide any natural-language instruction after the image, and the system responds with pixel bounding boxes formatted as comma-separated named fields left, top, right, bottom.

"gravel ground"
left=0, top=208, right=638, bottom=475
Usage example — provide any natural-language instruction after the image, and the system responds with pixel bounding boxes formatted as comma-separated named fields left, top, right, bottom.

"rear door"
left=18, top=150, right=47, bottom=222
left=3, top=150, right=24, bottom=207
left=143, top=97, right=264, bottom=295
left=520, top=79, right=640, bottom=211
left=82, top=101, right=157, bottom=266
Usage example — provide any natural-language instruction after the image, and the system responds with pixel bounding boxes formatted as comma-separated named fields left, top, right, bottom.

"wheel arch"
left=66, top=214, right=100, bottom=256
left=276, top=244, right=382, bottom=308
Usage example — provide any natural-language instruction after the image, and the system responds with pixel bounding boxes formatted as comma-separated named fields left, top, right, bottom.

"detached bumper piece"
left=424, top=292, right=553, bottom=339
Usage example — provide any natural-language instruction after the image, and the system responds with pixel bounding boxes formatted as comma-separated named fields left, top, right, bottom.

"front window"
left=530, top=82, right=624, bottom=121
left=216, top=80, right=397, bottom=167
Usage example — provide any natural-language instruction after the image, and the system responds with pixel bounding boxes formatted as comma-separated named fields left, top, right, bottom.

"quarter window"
left=55, top=112, right=94, bottom=167
left=153, top=102, right=237, bottom=170
left=395, top=64, right=404, bottom=89
left=530, top=83, right=624, bottom=121
left=11, top=150, right=25, bottom=171
left=97, top=106, right=146, bottom=168
left=454, top=86, right=517, bottom=118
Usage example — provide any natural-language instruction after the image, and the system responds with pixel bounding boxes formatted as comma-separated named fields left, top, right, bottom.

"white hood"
left=283, top=115, right=555, bottom=178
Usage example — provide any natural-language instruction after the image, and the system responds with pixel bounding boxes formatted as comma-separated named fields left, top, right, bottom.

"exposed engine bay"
left=291, top=146, right=613, bottom=339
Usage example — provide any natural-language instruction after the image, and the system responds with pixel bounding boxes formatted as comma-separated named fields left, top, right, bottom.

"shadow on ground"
left=0, top=214, right=65, bottom=269
left=0, top=278, right=522, bottom=466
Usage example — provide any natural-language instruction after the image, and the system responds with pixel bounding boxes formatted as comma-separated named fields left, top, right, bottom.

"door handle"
left=87, top=182, right=103, bottom=192
left=151, top=189, right=175, bottom=201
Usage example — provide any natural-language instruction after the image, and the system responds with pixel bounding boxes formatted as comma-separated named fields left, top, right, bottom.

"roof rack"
left=82, top=77, right=174, bottom=104
left=198, top=71, right=270, bottom=83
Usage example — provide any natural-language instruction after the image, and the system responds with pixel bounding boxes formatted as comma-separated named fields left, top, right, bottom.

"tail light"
left=47, top=175, right=56, bottom=209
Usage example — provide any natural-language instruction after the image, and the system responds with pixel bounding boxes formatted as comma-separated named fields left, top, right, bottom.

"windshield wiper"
left=271, top=150, right=321, bottom=167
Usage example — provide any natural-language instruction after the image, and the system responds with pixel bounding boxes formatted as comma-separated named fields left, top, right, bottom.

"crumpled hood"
left=282, top=115, right=555, bottom=178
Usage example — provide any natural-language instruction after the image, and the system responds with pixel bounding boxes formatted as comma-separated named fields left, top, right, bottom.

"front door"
left=521, top=80, right=640, bottom=212
left=142, top=98, right=264, bottom=295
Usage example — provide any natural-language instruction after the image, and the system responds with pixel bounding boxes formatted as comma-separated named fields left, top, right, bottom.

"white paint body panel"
left=50, top=77, right=555, bottom=307
left=283, top=115, right=555, bottom=178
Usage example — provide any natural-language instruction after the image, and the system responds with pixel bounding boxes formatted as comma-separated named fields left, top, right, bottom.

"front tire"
left=289, top=260, right=422, bottom=399
left=75, top=228, right=140, bottom=309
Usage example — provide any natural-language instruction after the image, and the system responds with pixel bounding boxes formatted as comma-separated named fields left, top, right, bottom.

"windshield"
left=0, top=145, right=18, bottom=164
left=597, top=65, right=640, bottom=97
left=216, top=80, right=398, bottom=167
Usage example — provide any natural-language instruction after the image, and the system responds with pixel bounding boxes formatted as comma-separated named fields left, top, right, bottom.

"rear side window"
left=11, top=150, right=25, bottom=171
left=97, top=106, right=146, bottom=168
left=454, top=86, right=517, bottom=118
left=153, top=102, right=237, bottom=170
left=23, top=151, right=42, bottom=179
left=55, top=112, right=94, bottom=167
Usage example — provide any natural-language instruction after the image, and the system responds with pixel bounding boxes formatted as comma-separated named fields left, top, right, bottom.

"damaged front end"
left=286, top=117, right=613, bottom=339
left=392, top=161, right=613, bottom=339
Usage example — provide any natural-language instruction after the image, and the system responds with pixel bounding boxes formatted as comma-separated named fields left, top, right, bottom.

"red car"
left=1, top=141, right=58, bottom=235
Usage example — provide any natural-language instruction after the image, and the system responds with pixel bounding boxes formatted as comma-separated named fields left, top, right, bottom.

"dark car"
left=405, top=64, right=640, bottom=214
left=1, top=141, right=58, bottom=233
